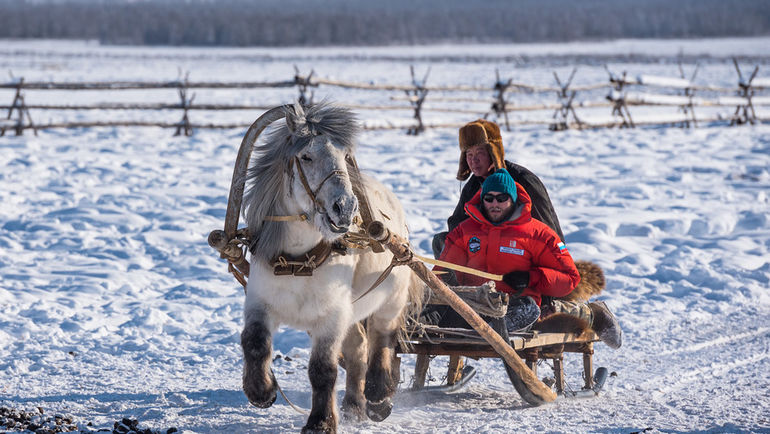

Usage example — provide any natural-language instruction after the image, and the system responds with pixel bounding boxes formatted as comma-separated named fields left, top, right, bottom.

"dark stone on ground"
left=0, top=406, right=178, bottom=434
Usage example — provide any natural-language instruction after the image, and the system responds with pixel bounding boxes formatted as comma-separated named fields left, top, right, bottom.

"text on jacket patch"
left=499, top=246, right=525, bottom=255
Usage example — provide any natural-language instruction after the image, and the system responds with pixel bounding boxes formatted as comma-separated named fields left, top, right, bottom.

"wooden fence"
left=1, top=60, right=768, bottom=137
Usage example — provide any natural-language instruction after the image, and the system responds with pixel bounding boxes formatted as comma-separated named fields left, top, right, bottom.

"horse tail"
left=559, top=260, right=605, bottom=302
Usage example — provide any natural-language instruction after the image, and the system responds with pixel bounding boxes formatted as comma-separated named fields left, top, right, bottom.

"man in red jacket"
left=437, top=168, right=580, bottom=332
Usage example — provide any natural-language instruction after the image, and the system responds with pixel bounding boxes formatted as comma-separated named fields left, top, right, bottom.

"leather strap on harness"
left=272, top=240, right=347, bottom=276
left=352, top=246, right=413, bottom=303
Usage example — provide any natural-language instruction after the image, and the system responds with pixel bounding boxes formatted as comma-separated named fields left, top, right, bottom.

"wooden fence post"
left=0, top=68, right=765, bottom=134
left=1, top=77, right=37, bottom=137
left=605, top=66, right=635, bottom=128
left=550, top=67, right=582, bottom=131
left=294, top=66, right=315, bottom=106
left=491, top=69, right=512, bottom=131
left=406, top=65, right=430, bottom=135
left=678, top=60, right=699, bottom=128
left=174, top=72, right=194, bottom=136
left=730, top=58, right=759, bottom=126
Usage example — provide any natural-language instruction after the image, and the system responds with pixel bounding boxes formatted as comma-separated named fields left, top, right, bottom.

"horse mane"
left=242, top=102, right=360, bottom=263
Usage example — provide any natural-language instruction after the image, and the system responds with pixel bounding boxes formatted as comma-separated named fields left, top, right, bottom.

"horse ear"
left=286, top=103, right=310, bottom=137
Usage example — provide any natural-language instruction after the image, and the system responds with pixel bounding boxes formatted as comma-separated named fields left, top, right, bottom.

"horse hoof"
left=301, top=420, right=337, bottom=434
left=243, top=380, right=277, bottom=408
left=247, top=394, right=276, bottom=409
left=365, top=398, right=393, bottom=422
left=243, top=368, right=277, bottom=408
left=341, top=399, right=367, bottom=422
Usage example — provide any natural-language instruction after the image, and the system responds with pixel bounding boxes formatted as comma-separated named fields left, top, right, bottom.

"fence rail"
left=1, top=58, right=768, bottom=137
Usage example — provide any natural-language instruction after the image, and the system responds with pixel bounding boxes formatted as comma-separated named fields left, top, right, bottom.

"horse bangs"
left=302, top=102, right=360, bottom=154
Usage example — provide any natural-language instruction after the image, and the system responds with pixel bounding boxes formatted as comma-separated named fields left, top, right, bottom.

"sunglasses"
left=483, top=193, right=512, bottom=203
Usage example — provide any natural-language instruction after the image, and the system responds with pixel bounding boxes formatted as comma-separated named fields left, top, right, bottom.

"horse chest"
left=246, top=260, right=356, bottom=329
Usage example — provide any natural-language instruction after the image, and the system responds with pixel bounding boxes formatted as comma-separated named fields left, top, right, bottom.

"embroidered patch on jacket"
left=500, top=246, right=525, bottom=255
left=508, top=240, right=517, bottom=247
left=558, top=242, right=568, bottom=252
left=468, top=236, right=481, bottom=253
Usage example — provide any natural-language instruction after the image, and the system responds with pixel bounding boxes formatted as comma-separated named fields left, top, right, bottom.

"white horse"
left=240, top=102, right=422, bottom=433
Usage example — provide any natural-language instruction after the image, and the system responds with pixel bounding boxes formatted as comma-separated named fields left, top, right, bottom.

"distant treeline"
left=1, top=0, right=769, bottom=46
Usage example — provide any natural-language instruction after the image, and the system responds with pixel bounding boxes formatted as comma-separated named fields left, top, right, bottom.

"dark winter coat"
left=446, top=160, right=565, bottom=242
left=438, top=183, right=579, bottom=306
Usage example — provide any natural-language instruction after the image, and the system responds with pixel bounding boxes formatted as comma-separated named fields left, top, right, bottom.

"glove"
left=502, top=271, right=530, bottom=295
left=439, top=270, right=460, bottom=287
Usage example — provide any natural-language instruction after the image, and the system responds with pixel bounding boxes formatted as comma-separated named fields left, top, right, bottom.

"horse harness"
left=262, top=154, right=389, bottom=287
left=271, top=239, right=347, bottom=277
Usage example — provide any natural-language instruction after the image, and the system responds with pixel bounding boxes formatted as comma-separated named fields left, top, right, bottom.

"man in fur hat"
left=432, top=119, right=564, bottom=258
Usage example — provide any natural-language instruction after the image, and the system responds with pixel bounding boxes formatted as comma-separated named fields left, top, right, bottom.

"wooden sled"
left=394, top=280, right=609, bottom=403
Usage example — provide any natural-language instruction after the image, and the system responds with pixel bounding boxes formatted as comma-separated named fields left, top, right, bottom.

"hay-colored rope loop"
left=264, top=214, right=308, bottom=222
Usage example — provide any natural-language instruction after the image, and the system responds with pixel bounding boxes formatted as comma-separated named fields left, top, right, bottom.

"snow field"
left=1, top=39, right=770, bottom=433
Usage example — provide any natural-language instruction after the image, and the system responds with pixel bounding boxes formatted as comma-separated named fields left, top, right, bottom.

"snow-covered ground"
left=1, top=39, right=769, bottom=433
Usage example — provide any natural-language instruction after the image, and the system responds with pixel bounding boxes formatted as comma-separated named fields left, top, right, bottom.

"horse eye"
left=301, top=154, right=312, bottom=162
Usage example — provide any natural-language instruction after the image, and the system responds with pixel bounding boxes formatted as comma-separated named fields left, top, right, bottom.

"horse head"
left=284, top=103, right=360, bottom=238
left=242, top=102, right=361, bottom=261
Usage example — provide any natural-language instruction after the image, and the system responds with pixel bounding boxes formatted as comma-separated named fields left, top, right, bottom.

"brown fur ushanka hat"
left=456, top=119, right=505, bottom=181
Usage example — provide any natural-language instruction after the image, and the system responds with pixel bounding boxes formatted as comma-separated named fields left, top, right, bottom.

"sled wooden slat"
left=402, top=330, right=598, bottom=351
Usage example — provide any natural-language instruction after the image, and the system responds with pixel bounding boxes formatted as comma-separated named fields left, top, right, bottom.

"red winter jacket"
left=436, top=183, right=580, bottom=306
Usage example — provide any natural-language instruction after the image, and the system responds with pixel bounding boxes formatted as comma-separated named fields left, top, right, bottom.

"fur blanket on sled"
left=531, top=260, right=605, bottom=336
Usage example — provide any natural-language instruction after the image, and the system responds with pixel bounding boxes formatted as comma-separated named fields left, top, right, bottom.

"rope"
left=341, top=230, right=376, bottom=249
left=228, top=263, right=248, bottom=292
left=265, top=214, right=308, bottom=222
left=413, top=253, right=504, bottom=281
left=352, top=250, right=412, bottom=303
left=274, top=253, right=320, bottom=272
left=272, top=369, right=310, bottom=415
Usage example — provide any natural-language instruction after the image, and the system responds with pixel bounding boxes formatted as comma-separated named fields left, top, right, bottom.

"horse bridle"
left=264, top=155, right=347, bottom=223
left=292, top=156, right=347, bottom=217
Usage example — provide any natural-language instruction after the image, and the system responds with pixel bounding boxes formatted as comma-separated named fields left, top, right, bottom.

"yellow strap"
left=265, top=214, right=308, bottom=222
left=414, top=253, right=504, bottom=281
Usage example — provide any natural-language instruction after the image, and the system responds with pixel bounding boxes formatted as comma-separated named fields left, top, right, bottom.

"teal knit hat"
left=481, top=169, right=517, bottom=202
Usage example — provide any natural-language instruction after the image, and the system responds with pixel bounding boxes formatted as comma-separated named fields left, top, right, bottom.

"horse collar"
left=272, top=240, right=347, bottom=277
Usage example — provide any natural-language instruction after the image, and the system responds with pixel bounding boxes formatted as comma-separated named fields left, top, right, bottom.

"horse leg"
left=364, top=315, right=400, bottom=422
left=340, top=321, right=368, bottom=422
left=241, top=307, right=277, bottom=408
left=303, top=332, right=345, bottom=434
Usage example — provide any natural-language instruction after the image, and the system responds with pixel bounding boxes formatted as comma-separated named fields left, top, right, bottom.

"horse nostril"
left=333, top=201, right=342, bottom=216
